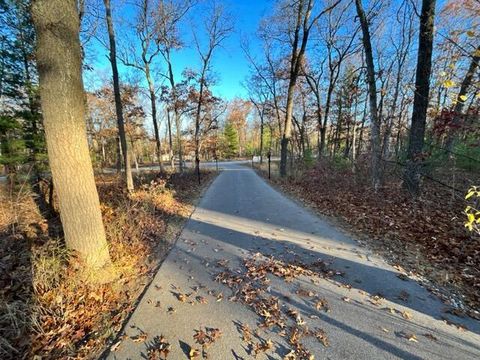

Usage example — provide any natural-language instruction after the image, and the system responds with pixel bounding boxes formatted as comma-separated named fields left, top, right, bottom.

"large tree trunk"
left=355, top=0, right=382, bottom=190
left=32, top=0, right=111, bottom=269
left=403, top=0, right=436, bottom=195
left=104, top=0, right=134, bottom=191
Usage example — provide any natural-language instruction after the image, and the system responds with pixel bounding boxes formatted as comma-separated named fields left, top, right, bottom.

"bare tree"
left=192, top=3, right=233, bottom=180
left=403, top=0, right=437, bottom=195
left=120, top=0, right=165, bottom=172
left=355, top=0, right=382, bottom=190
left=242, top=40, right=284, bottom=143
left=103, top=0, right=134, bottom=191
left=245, top=72, right=270, bottom=163
left=32, top=0, right=111, bottom=270
left=155, top=0, right=195, bottom=172
left=307, top=1, right=360, bottom=156
left=381, top=2, right=415, bottom=160
left=264, top=0, right=340, bottom=177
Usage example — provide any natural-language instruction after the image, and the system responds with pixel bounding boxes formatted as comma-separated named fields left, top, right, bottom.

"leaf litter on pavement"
left=137, top=223, right=468, bottom=358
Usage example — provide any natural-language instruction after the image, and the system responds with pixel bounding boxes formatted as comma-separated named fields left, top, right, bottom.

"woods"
left=1, top=0, right=479, bottom=358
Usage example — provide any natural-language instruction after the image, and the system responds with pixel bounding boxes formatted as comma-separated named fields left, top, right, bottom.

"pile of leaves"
left=0, top=169, right=215, bottom=359
left=215, top=252, right=333, bottom=358
left=261, top=159, right=480, bottom=314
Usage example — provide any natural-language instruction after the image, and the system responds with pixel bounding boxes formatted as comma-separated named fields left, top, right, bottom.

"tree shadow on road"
left=174, top=212, right=480, bottom=359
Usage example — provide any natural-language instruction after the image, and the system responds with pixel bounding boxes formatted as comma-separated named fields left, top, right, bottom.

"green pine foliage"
left=0, top=0, right=46, bottom=178
left=223, top=122, right=239, bottom=158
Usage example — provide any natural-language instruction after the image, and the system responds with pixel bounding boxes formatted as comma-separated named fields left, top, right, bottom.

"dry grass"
left=0, top=169, right=216, bottom=359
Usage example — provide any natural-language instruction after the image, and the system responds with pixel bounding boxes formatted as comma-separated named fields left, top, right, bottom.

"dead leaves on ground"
left=213, top=252, right=337, bottom=358
left=268, top=159, right=480, bottom=310
left=0, top=171, right=215, bottom=359
left=147, top=335, right=171, bottom=360
left=193, top=327, right=222, bottom=358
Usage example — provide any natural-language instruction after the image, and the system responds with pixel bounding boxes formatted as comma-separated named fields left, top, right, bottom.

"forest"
left=0, top=0, right=479, bottom=359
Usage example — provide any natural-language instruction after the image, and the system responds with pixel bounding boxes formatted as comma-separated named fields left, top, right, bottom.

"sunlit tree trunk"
left=32, top=0, right=111, bottom=269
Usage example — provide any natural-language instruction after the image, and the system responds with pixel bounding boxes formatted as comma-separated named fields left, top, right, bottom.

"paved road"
left=107, top=162, right=480, bottom=360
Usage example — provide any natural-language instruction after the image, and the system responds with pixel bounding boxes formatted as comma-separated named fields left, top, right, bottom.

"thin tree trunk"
left=280, top=0, right=314, bottom=177
left=403, top=0, right=436, bottom=195
left=145, top=62, right=163, bottom=172
left=104, top=0, right=134, bottom=191
left=320, top=81, right=335, bottom=155
left=194, top=71, right=206, bottom=181
left=166, top=55, right=183, bottom=172
left=32, top=0, right=111, bottom=269
left=259, top=107, right=264, bottom=164
left=166, top=109, right=174, bottom=169
left=355, top=0, right=382, bottom=190
left=357, top=95, right=368, bottom=157
left=116, top=136, right=122, bottom=172
left=281, top=78, right=297, bottom=176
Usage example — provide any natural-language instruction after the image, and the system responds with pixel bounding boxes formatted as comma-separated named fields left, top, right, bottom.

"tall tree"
left=103, top=0, right=134, bottom=191
left=155, top=0, right=195, bottom=172
left=192, top=3, right=232, bottom=180
left=355, top=0, right=382, bottom=190
left=403, top=0, right=437, bottom=195
left=279, top=0, right=340, bottom=177
left=32, top=0, right=111, bottom=269
left=120, top=0, right=164, bottom=172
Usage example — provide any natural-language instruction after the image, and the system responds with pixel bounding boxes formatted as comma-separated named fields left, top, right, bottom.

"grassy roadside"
left=252, top=159, right=480, bottom=319
left=0, top=169, right=217, bottom=359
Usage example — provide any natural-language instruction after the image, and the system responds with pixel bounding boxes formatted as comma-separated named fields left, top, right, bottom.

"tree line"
left=243, top=0, right=478, bottom=193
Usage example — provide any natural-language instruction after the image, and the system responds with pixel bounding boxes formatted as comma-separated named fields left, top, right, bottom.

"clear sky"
left=86, top=0, right=274, bottom=101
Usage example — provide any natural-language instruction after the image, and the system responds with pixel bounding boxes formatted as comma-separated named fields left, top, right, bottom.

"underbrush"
left=256, top=157, right=480, bottom=316
left=0, top=169, right=216, bottom=359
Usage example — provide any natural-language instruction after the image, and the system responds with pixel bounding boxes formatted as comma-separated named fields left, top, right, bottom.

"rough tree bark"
left=32, top=0, right=111, bottom=269
left=403, top=0, right=436, bottom=195
left=104, top=0, right=134, bottom=191
left=355, top=0, right=382, bottom=190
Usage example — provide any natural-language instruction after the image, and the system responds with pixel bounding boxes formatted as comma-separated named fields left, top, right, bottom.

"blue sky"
left=85, top=0, right=274, bottom=100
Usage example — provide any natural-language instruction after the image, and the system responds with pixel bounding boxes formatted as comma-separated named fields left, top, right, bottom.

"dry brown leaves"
left=214, top=252, right=335, bottom=358
left=0, top=171, right=215, bottom=359
left=147, top=335, right=171, bottom=359
left=266, top=159, right=480, bottom=312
